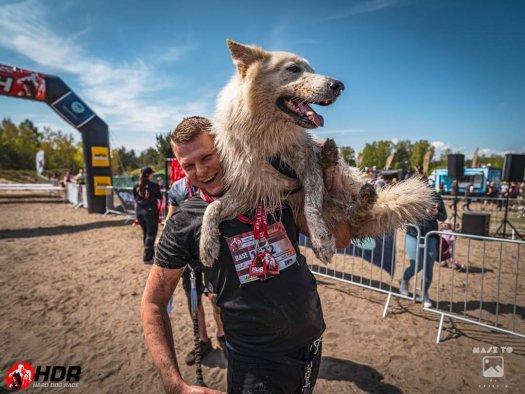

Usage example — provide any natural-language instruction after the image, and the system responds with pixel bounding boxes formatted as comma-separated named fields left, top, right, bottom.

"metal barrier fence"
left=102, top=186, right=135, bottom=222
left=300, top=225, right=525, bottom=343
left=422, top=230, right=524, bottom=343
left=101, top=186, right=168, bottom=223
left=300, top=224, right=424, bottom=318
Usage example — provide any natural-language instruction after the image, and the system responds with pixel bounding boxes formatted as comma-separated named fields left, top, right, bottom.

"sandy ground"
left=1, top=194, right=524, bottom=393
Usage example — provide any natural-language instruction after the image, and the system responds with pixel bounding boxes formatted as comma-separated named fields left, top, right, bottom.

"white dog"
left=199, top=40, right=433, bottom=267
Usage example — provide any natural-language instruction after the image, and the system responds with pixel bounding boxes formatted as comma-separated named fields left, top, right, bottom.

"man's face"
left=172, top=133, right=224, bottom=196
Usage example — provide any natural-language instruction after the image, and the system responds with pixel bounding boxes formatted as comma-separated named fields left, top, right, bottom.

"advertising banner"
left=35, top=150, right=45, bottom=175
left=91, top=146, right=110, bottom=167
left=93, top=176, right=112, bottom=196
left=51, top=91, right=95, bottom=128
left=0, top=64, right=46, bottom=101
left=114, top=187, right=136, bottom=212
left=300, top=232, right=396, bottom=275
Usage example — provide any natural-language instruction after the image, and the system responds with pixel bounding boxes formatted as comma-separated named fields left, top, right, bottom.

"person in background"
left=74, top=168, right=85, bottom=185
left=462, top=183, right=474, bottom=211
left=134, top=166, right=162, bottom=264
left=482, top=180, right=497, bottom=211
left=498, top=181, right=509, bottom=211
left=63, top=170, right=72, bottom=184
left=374, top=173, right=386, bottom=190
left=437, top=220, right=464, bottom=271
left=165, top=176, right=225, bottom=364
left=399, top=180, right=447, bottom=308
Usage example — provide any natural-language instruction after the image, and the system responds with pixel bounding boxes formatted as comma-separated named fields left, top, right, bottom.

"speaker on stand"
left=448, top=154, right=464, bottom=231
left=494, top=154, right=525, bottom=240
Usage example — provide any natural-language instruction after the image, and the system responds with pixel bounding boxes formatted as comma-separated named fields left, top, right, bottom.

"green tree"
left=410, top=140, right=433, bottom=170
left=392, top=140, right=412, bottom=169
left=477, top=154, right=505, bottom=169
left=111, top=148, right=125, bottom=175
left=339, top=146, right=356, bottom=166
left=19, top=119, right=42, bottom=146
left=0, top=118, right=38, bottom=169
left=138, top=147, right=162, bottom=168
left=361, top=140, right=393, bottom=169
left=39, top=127, right=82, bottom=172
left=156, top=132, right=173, bottom=159
left=112, top=146, right=138, bottom=173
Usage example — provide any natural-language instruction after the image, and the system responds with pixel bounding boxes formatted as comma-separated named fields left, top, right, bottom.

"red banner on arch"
left=0, top=64, right=46, bottom=101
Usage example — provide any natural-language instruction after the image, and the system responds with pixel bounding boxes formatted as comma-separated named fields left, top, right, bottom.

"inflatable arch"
left=0, top=64, right=112, bottom=214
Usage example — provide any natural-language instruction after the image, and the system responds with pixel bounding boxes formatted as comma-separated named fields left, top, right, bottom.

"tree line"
left=0, top=118, right=173, bottom=176
left=1, top=117, right=508, bottom=176
left=339, top=140, right=506, bottom=171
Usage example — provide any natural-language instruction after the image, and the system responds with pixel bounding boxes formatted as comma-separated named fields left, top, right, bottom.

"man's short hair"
left=171, top=116, right=212, bottom=145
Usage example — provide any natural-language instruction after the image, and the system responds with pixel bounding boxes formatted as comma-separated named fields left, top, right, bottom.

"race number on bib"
left=226, top=222, right=297, bottom=285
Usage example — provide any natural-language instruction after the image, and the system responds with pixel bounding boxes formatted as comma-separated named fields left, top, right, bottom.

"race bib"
left=226, top=222, right=297, bottom=285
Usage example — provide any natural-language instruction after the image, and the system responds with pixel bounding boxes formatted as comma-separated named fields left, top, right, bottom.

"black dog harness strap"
left=268, top=155, right=302, bottom=194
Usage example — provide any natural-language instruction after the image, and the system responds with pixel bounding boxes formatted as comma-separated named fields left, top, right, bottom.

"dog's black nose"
left=329, top=79, right=344, bottom=93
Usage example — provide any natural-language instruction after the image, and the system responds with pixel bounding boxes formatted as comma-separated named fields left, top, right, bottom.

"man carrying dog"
left=141, top=116, right=351, bottom=393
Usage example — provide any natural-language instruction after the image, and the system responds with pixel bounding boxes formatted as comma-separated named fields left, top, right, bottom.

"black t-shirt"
left=133, top=181, right=162, bottom=209
left=155, top=196, right=325, bottom=356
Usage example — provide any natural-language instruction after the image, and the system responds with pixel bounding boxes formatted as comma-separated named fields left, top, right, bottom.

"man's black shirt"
left=155, top=196, right=325, bottom=356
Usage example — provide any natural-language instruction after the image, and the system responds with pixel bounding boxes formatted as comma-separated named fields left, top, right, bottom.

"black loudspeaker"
left=502, top=154, right=525, bottom=182
left=448, top=154, right=465, bottom=179
left=462, top=212, right=490, bottom=237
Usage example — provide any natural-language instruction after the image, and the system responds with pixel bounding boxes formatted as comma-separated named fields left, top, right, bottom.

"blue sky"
left=1, top=0, right=524, bottom=158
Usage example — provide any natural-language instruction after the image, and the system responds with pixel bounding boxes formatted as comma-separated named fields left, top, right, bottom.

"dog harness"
left=268, top=155, right=302, bottom=194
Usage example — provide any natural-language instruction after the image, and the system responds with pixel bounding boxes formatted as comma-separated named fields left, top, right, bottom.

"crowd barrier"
left=101, top=186, right=168, bottom=224
left=300, top=224, right=424, bottom=318
left=422, top=230, right=524, bottom=343
left=101, top=186, right=135, bottom=222
left=300, top=224, right=524, bottom=343
left=0, top=183, right=63, bottom=190
left=66, top=183, right=88, bottom=208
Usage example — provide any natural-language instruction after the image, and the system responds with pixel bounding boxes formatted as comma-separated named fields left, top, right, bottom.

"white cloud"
left=311, top=128, right=366, bottom=141
left=477, top=148, right=512, bottom=157
left=325, top=0, right=404, bottom=21
left=431, top=141, right=515, bottom=159
left=0, top=0, right=213, bottom=146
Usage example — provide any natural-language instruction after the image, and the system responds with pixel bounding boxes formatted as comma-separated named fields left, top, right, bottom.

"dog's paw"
left=320, top=138, right=339, bottom=169
left=356, top=183, right=377, bottom=211
left=199, top=230, right=221, bottom=267
left=311, top=234, right=336, bottom=264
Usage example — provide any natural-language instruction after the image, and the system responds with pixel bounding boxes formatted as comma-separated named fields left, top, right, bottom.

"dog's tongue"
left=297, top=101, right=324, bottom=127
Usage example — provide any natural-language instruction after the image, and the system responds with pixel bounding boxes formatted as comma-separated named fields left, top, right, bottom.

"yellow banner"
left=93, top=176, right=112, bottom=196
left=91, top=146, right=110, bottom=167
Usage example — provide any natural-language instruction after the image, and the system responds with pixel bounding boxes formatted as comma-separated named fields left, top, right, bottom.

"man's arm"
left=165, top=205, right=177, bottom=223
left=141, top=265, right=183, bottom=391
left=296, top=214, right=351, bottom=249
left=141, top=265, right=222, bottom=394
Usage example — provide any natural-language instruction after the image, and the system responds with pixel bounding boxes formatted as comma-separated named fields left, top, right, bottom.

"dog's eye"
left=286, top=65, right=299, bottom=73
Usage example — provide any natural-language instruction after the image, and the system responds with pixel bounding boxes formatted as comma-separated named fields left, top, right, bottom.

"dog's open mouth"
left=276, top=97, right=335, bottom=129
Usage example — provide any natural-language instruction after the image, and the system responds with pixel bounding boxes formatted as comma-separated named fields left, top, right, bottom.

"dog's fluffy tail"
left=353, top=177, right=434, bottom=238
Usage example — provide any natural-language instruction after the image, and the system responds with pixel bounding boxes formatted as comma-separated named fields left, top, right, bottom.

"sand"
left=1, top=194, right=524, bottom=393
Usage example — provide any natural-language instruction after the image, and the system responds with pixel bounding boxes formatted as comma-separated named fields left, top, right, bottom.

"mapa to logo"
left=5, top=362, right=34, bottom=390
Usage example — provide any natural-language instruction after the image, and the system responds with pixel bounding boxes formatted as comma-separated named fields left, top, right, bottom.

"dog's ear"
left=226, top=39, right=266, bottom=78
